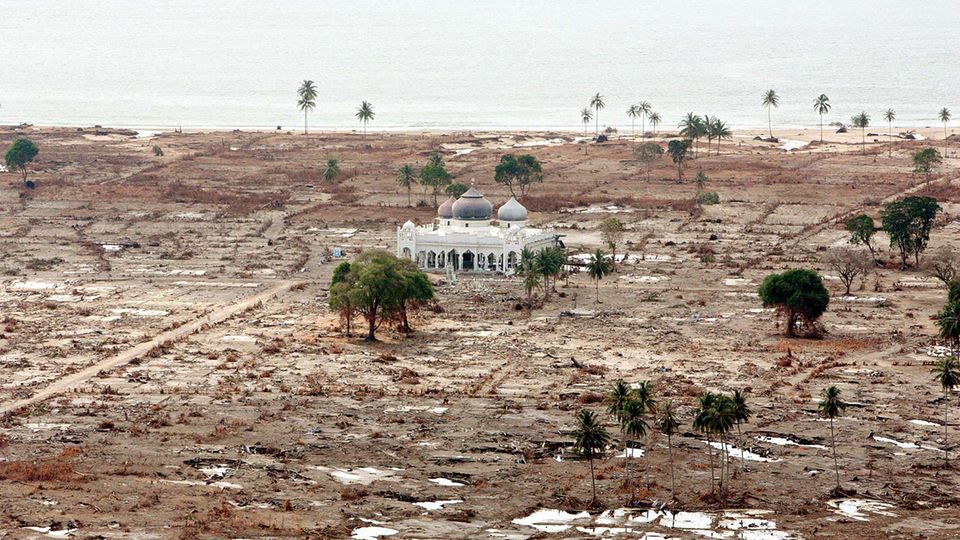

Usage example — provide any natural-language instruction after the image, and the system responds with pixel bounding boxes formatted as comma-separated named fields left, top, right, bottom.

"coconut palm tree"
left=932, top=356, right=960, bottom=464
left=813, top=94, right=831, bottom=143
left=703, top=114, right=715, bottom=155
left=297, top=80, right=318, bottom=135
left=355, top=101, right=375, bottom=139
left=938, top=300, right=960, bottom=356
left=581, top=107, right=593, bottom=134
left=590, top=93, right=605, bottom=136
left=322, top=158, right=341, bottom=182
left=620, top=398, right=648, bottom=501
left=523, top=272, right=542, bottom=300
left=638, top=101, right=652, bottom=141
left=939, top=107, right=952, bottom=157
left=883, top=108, right=896, bottom=158
left=573, top=409, right=610, bottom=506
left=711, top=394, right=736, bottom=494
left=818, top=385, right=847, bottom=490
left=731, top=389, right=751, bottom=474
left=679, top=113, right=704, bottom=157
left=397, top=164, right=417, bottom=206
left=762, top=89, right=780, bottom=139
left=693, top=392, right=719, bottom=495
left=658, top=400, right=681, bottom=501
left=851, top=111, right=870, bottom=154
left=606, top=380, right=633, bottom=422
left=627, top=104, right=641, bottom=137
left=648, top=112, right=662, bottom=135
left=587, top=249, right=611, bottom=303
left=710, top=118, right=732, bottom=155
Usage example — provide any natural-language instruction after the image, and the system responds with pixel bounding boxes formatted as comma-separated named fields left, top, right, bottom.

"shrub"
left=696, top=191, right=720, bottom=205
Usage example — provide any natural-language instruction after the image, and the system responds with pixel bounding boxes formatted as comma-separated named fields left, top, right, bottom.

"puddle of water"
left=872, top=435, right=941, bottom=452
left=909, top=419, right=940, bottom=427
left=429, top=477, right=464, bottom=487
left=413, top=499, right=463, bottom=511
left=512, top=509, right=591, bottom=533
left=706, top=441, right=778, bottom=462
left=828, top=499, right=896, bottom=521
left=660, top=511, right=714, bottom=529
left=316, top=466, right=401, bottom=485
left=351, top=526, right=398, bottom=539
left=616, top=448, right=645, bottom=458
left=756, top=435, right=827, bottom=450
left=23, top=527, right=78, bottom=538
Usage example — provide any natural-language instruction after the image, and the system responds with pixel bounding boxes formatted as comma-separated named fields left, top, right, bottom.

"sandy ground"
left=0, top=124, right=959, bottom=539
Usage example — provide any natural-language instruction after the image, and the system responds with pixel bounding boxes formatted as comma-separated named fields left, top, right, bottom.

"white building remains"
left=397, top=187, right=557, bottom=274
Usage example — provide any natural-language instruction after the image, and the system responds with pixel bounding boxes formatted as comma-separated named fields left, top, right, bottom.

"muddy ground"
left=0, top=125, right=959, bottom=539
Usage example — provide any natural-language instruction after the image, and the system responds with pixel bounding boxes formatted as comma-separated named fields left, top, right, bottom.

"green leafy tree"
left=881, top=196, right=941, bottom=269
left=322, top=158, right=341, bottom=182
left=572, top=409, right=610, bottom=506
left=445, top=182, right=469, bottom=199
left=419, top=151, right=453, bottom=205
left=589, top=93, right=605, bottom=136
left=939, top=107, right=952, bottom=157
left=397, top=164, right=417, bottom=206
left=395, top=261, right=434, bottom=333
left=522, top=272, right=542, bottom=301
left=667, top=139, right=692, bottom=182
left=494, top=154, right=543, bottom=198
left=355, top=101, right=375, bottom=139
left=297, top=80, right=318, bottom=135
left=329, top=261, right=355, bottom=335
left=818, top=386, right=847, bottom=490
left=581, top=107, right=593, bottom=134
left=598, top=217, right=625, bottom=270
left=5, top=138, right=39, bottom=184
left=932, top=356, right=960, bottom=464
left=883, top=108, right=896, bottom=157
left=846, top=214, right=878, bottom=262
left=912, top=147, right=943, bottom=177
left=648, top=112, right=661, bottom=134
left=851, top=111, right=870, bottom=154
left=758, top=269, right=829, bottom=337
left=762, top=89, right=780, bottom=138
left=635, top=142, right=663, bottom=181
left=813, top=94, right=831, bottom=142
left=657, top=400, right=681, bottom=500
left=587, top=249, right=612, bottom=303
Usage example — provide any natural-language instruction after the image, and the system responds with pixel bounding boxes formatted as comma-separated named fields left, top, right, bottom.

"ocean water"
left=1, top=0, right=958, bottom=131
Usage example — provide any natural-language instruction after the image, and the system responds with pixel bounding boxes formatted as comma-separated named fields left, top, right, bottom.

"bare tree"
left=925, top=246, right=959, bottom=285
left=823, top=248, right=873, bottom=296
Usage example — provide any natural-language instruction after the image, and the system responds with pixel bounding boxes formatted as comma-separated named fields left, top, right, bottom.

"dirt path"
left=0, top=279, right=297, bottom=416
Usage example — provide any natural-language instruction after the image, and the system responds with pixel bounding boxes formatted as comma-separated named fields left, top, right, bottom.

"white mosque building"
left=396, top=186, right=558, bottom=274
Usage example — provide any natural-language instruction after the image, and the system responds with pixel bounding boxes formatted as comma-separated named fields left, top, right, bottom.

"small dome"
left=451, top=187, right=492, bottom=220
left=437, top=197, right=455, bottom=218
left=497, top=197, right=528, bottom=222
left=402, top=220, right=415, bottom=230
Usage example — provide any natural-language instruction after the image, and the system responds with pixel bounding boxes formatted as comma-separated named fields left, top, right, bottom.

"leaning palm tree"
left=397, top=164, right=417, bottom=206
left=627, top=104, right=641, bottom=137
left=658, top=400, right=681, bottom=501
left=818, top=385, right=847, bottom=491
left=883, top=108, right=896, bottom=158
left=762, top=89, right=780, bottom=139
left=355, top=101, right=375, bottom=139
left=932, top=356, right=960, bottom=464
left=297, top=80, right=318, bottom=135
left=581, top=107, right=593, bottom=135
left=731, top=389, right=751, bottom=474
left=590, top=93, right=605, bottom=136
left=939, top=107, right=952, bottom=157
left=638, top=101, right=652, bottom=141
left=851, top=111, right=870, bottom=154
left=648, top=112, right=662, bottom=135
left=620, top=398, right=648, bottom=501
left=572, top=409, right=611, bottom=506
left=586, top=249, right=611, bottom=303
left=813, top=94, right=831, bottom=142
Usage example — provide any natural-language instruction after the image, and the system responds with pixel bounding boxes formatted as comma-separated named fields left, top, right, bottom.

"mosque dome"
left=437, top=197, right=455, bottom=218
left=497, top=197, right=528, bottom=222
left=451, top=187, right=492, bottom=220
left=402, top=220, right=415, bottom=230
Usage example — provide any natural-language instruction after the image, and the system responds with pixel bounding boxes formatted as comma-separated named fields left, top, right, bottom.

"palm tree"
left=813, top=94, right=831, bottom=143
left=711, top=394, right=736, bottom=495
left=818, top=386, right=847, bottom=490
left=851, top=111, right=870, bottom=154
left=606, top=380, right=633, bottom=422
left=883, top=108, right=896, bottom=158
left=586, top=249, right=611, bottom=303
left=731, top=389, right=751, bottom=474
left=932, top=357, right=960, bottom=464
left=938, top=300, right=960, bottom=356
left=630, top=380, right=656, bottom=492
left=703, top=114, right=715, bottom=155
left=762, top=89, right=780, bottom=139
left=397, top=164, right=416, bottom=206
left=297, top=80, right=318, bottom=135
left=572, top=409, right=610, bottom=506
left=581, top=107, right=593, bottom=135
left=522, top=272, right=542, bottom=300
left=620, top=398, right=648, bottom=501
left=939, top=107, right=952, bottom=157
left=648, top=112, right=661, bottom=135
left=638, top=101, right=652, bottom=141
left=590, top=93, right=605, bottom=136
left=693, top=392, right=718, bottom=495
left=679, top=113, right=704, bottom=157
left=710, top=118, right=732, bottom=155
left=355, top=101, right=375, bottom=139
left=322, top=158, right=341, bottom=182
left=627, top=105, right=641, bottom=137
left=658, top=400, right=681, bottom=501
